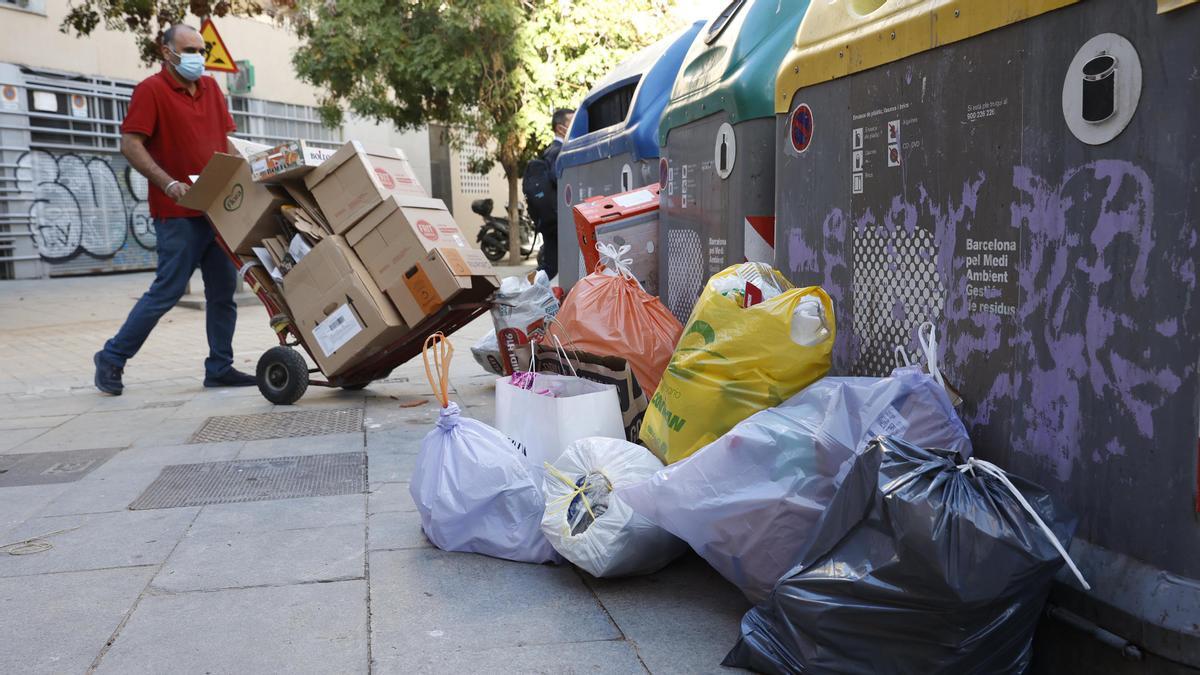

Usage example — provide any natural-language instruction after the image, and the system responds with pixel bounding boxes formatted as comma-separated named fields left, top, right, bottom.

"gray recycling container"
left=773, top=0, right=1200, bottom=670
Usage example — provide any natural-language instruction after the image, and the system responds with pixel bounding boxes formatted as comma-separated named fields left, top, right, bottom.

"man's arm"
left=121, top=132, right=188, bottom=202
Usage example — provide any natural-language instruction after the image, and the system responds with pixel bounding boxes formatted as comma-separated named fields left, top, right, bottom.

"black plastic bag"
left=724, top=437, right=1085, bottom=675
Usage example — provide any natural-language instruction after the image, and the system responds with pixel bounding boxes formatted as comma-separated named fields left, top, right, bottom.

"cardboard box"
left=178, top=153, right=290, bottom=255
left=282, top=236, right=410, bottom=377
left=387, top=247, right=498, bottom=326
left=344, top=195, right=479, bottom=293
left=572, top=183, right=661, bottom=295
left=227, top=136, right=273, bottom=160
left=303, top=140, right=425, bottom=233
left=249, top=140, right=337, bottom=183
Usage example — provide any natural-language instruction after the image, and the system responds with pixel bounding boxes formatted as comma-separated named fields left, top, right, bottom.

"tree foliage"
left=59, top=0, right=687, bottom=261
left=293, top=0, right=685, bottom=260
left=60, top=0, right=286, bottom=64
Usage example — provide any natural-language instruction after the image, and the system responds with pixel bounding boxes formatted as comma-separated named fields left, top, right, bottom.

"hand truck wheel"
left=341, top=382, right=369, bottom=391
left=256, top=346, right=309, bottom=404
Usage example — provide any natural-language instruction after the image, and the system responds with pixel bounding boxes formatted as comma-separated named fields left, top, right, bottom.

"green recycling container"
left=657, top=0, right=811, bottom=322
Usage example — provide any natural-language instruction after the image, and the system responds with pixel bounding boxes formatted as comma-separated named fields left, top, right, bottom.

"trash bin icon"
left=772, top=1, right=1199, bottom=669
left=555, top=21, right=704, bottom=295
left=657, top=0, right=811, bottom=322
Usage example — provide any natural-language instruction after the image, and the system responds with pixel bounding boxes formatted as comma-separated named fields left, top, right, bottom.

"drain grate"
left=0, top=448, right=122, bottom=487
left=143, top=400, right=186, bottom=409
left=129, top=452, right=366, bottom=510
left=189, top=408, right=364, bottom=443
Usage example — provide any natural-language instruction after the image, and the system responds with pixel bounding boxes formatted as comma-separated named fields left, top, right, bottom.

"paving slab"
left=374, top=637, right=647, bottom=675
left=153, top=523, right=364, bottom=592
left=169, top=393, right=277, bottom=419
left=35, top=466, right=164, bottom=517
left=369, top=548, right=619, bottom=658
left=368, top=450, right=419, bottom=485
left=187, top=493, right=365, bottom=536
left=368, top=509, right=429, bottom=552
left=0, top=507, right=198, bottom=577
left=0, top=484, right=71, bottom=535
left=0, top=427, right=52, bottom=453
left=95, top=580, right=368, bottom=675
left=582, top=554, right=752, bottom=675
left=0, top=414, right=75, bottom=430
left=368, top=481, right=416, bottom=515
left=12, top=408, right=190, bottom=452
left=89, top=440, right=245, bottom=475
left=237, top=431, right=365, bottom=460
left=0, top=566, right=156, bottom=675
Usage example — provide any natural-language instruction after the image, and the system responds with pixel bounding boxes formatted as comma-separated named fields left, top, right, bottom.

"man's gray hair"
left=162, top=24, right=199, bottom=48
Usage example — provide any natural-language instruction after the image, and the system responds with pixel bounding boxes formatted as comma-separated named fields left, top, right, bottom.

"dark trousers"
left=101, top=216, right=237, bottom=378
left=539, top=228, right=559, bottom=280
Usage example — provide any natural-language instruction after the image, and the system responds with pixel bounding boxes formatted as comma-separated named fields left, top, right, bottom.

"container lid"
left=556, top=20, right=705, bottom=174
left=773, top=0, right=1078, bottom=113
left=659, top=0, right=811, bottom=143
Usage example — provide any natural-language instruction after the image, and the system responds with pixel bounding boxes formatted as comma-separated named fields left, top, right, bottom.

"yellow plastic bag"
left=641, top=265, right=835, bottom=464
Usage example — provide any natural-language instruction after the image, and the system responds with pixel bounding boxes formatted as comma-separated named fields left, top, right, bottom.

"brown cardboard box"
left=387, top=247, right=498, bottom=326
left=282, top=236, right=410, bottom=377
left=303, top=141, right=425, bottom=233
left=343, top=195, right=478, bottom=293
left=248, top=140, right=337, bottom=183
left=178, top=153, right=289, bottom=255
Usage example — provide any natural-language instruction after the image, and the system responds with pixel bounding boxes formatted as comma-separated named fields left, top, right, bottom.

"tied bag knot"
left=437, top=402, right=462, bottom=430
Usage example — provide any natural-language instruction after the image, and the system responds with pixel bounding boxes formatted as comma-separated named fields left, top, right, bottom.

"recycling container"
left=658, top=0, right=810, bottom=322
left=773, top=0, right=1200, bottom=670
left=555, top=21, right=704, bottom=294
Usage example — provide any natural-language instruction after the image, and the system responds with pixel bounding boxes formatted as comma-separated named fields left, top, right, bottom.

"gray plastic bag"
left=724, top=437, right=1085, bottom=674
left=619, top=366, right=971, bottom=602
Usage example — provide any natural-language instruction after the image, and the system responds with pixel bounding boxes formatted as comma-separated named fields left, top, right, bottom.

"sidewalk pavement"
left=0, top=267, right=750, bottom=674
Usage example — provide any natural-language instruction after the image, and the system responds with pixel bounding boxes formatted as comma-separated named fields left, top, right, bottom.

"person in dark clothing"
left=536, top=108, right=574, bottom=280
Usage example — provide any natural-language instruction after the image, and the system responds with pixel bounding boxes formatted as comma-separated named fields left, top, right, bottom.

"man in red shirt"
left=94, top=23, right=255, bottom=394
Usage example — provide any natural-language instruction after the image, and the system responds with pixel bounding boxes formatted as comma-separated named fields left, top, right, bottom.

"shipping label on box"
left=250, top=140, right=337, bottom=183
left=312, top=303, right=364, bottom=357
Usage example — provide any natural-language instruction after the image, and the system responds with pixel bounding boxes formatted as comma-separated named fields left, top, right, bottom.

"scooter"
left=473, top=198, right=538, bottom=263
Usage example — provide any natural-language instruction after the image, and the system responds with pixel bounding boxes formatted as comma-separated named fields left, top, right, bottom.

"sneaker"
left=203, top=368, right=257, bottom=388
left=93, top=352, right=124, bottom=395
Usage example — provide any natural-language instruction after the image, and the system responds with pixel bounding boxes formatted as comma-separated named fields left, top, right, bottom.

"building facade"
left=0, top=0, right=509, bottom=279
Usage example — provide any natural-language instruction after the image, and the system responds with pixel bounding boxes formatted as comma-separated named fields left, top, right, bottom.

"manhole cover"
left=142, top=400, right=186, bottom=409
left=129, top=452, right=366, bottom=510
left=189, top=408, right=364, bottom=443
left=0, top=448, right=121, bottom=487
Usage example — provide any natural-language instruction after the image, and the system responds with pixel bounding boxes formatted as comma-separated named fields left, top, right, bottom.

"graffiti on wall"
left=16, top=150, right=153, bottom=262
left=786, top=161, right=1196, bottom=481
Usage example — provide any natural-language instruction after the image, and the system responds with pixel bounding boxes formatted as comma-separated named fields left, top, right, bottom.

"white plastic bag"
left=470, top=330, right=505, bottom=376
left=619, top=366, right=971, bottom=601
left=541, top=437, right=686, bottom=577
left=490, top=270, right=560, bottom=374
left=409, top=334, right=561, bottom=564
left=495, top=349, right=625, bottom=468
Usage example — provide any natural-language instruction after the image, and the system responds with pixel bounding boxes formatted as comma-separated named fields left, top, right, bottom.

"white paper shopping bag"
left=495, top=372, right=625, bottom=468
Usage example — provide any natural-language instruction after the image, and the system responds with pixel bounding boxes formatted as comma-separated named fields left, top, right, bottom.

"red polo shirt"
left=121, top=66, right=236, bottom=219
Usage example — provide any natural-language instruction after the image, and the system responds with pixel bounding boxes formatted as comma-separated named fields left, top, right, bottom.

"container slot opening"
left=587, top=81, right=638, bottom=133
left=848, top=0, right=888, bottom=16
left=705, top=0, right=747, bottom=44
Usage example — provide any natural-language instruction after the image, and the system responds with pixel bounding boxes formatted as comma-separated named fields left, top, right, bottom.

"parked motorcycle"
left=473, top=198, right=539, bottom=263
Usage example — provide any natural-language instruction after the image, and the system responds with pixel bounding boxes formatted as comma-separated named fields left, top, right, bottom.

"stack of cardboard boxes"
left=181, top=138, right=498, bottom=377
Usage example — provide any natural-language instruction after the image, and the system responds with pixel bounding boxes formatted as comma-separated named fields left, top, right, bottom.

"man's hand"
left=165, top=181, right=190, bottom=202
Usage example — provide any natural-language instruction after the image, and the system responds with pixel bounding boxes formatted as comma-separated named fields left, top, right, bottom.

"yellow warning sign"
left=200, top=18, right=238, bottom=73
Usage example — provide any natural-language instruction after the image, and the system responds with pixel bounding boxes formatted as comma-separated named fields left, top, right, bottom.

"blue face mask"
left=171, top=50, right=206, bottom=82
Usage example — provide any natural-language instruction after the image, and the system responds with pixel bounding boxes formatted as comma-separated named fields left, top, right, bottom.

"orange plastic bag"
left=551, top=245, right=682, bottom=397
